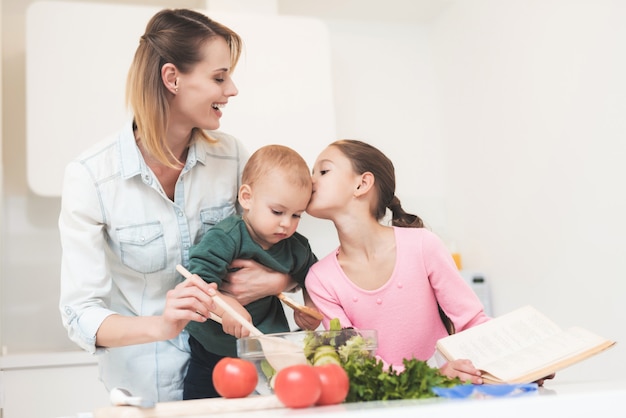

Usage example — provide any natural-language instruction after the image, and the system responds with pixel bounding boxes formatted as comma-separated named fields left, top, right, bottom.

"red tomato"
left=212, top=357, right=258, bottom=398
left=274, top=364, right=321, bottom=408
left=314, top=363, right=350, bottom=405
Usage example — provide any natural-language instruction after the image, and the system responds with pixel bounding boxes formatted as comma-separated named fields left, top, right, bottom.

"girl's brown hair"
left=126, top=9, right=242, bottom=167
left=330, top=139, right=424, bottom=228
left=331, top=140, right=455, bottom=332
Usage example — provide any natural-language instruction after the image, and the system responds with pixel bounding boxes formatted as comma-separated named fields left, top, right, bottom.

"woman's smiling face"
left=172, top=37, right=239, bottom=131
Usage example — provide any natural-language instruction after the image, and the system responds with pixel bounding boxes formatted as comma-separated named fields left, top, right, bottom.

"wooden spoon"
left=277, top=293, right=324, bottom=320
left=175, top=265, right=307, bottom=371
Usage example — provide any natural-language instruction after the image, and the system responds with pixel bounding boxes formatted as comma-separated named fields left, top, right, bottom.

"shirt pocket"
left=199, top=205, right=236, bottom=235
left=117, top=222, right=166, bottom=274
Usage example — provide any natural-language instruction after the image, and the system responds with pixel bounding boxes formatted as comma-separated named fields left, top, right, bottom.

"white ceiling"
left=278, top=0, right=454, bottom=24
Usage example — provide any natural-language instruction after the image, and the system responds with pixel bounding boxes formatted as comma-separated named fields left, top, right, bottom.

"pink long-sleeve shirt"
left=305, top=227, right=490, bottom=367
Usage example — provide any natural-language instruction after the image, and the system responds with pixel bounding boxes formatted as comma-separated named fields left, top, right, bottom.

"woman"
left=58, top=9, right=292, bottom=402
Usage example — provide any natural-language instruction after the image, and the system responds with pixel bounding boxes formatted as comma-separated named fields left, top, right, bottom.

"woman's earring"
left=174, top=78, right=179, bottom=92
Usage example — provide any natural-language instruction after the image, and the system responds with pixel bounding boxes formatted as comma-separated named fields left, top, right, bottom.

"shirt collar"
left=119, top=120, right=143, bottom=180
left=119, top=121, right=208, bottom=179
left=187, top=140, right=201, bottom=167
left=189, top=132, right=212, bottom=167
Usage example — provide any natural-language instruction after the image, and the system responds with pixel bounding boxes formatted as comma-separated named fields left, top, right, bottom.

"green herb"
left=329, top=318, right=342, bottom=331
left=302, top=318, right=464, bottom=403
left=343, top=356, right=462, bottom=402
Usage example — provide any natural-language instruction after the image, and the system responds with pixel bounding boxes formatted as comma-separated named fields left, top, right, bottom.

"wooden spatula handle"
left=175, top=264, right=262, bottom=336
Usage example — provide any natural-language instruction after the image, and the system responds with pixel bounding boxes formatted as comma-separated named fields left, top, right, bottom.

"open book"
left=435, top=305, right=616, bottom=384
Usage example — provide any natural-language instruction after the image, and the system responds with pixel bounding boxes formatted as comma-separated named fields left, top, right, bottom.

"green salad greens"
left=303, top=318, right=463, bottom=402
left=342, top=355, right=461, bottom=402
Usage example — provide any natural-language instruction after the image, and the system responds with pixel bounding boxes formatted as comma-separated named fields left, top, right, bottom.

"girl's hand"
left=222, top=259, right=295, bottom=306
left=295, top=290, right=322, bottom=330
left=535, top=373, right=556, bottom=386
left=160, top=274, right=217, bottom=340
left=440, top=359, right=483, bottom=384
left=293, top=309, right=322, bottom=331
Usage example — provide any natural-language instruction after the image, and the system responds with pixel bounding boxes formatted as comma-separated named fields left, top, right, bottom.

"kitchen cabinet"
left=0, top=351, right=109, bottom=418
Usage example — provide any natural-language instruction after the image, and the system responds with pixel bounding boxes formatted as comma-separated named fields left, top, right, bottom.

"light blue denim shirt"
left=58, top=120, right=247, bottom=402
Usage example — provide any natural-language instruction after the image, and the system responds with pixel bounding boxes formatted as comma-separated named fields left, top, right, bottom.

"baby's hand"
left=219, top=303, right=253, bottom=338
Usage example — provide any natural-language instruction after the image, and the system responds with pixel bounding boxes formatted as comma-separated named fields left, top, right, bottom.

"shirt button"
left=178, top=211, right=184, bottom=217
left=376, top=298, right=382, bottom=305
left=140, top=236, right=145, bottom=242
left=352, top=296, right=358, bottom=303
left=143, top=174, right=150, bottom=182
left=397, top=282, right=403, bottom=289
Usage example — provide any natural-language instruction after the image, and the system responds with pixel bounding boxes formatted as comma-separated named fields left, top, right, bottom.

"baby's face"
left=243, top=172, right=312, bottom=250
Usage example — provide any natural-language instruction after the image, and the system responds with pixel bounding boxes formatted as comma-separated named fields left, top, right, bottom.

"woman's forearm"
left=95, top=314, right=165, bottom=348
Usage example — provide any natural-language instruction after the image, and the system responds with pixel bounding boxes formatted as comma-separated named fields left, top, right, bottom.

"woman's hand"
left=221, top=259, right=296, bottom=306
left=96, top=274, right=217, bottom=348
left=440, top=359, right=483, bottom=384
left=160, top=274, right=217, bottom=340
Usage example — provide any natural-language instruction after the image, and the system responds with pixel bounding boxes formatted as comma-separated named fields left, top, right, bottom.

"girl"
left=305, top=139, right=489, bottom=384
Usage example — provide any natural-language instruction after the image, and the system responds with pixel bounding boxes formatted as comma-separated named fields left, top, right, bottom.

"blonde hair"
left=242, top=145, right=311, bottom=191
left=126, top=9, right=242, bottom=167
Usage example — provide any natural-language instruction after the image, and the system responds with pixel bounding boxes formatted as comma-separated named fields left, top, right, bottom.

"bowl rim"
left=238, top=328, right=378, bottom=341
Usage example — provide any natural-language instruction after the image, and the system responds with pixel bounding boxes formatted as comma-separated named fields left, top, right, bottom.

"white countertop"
left=90, top=379, right=626, bottom=418
left=223, top=380, right=626, bottom=418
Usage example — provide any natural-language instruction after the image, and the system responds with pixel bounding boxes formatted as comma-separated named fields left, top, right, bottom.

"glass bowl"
left=237, top=328, right=377, bottom=395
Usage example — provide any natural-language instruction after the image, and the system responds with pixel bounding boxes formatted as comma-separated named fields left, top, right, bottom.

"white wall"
left=25, top=2, right=336, bottom=196
left=0, top=0, right=4, bottom=357
left=1, top=0, right=624, bottom=408
left=430, top=0, right=626, bottom=379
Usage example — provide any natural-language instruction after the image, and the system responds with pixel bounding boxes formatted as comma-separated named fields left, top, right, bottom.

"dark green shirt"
left=186, top=215, right=318, bottom=357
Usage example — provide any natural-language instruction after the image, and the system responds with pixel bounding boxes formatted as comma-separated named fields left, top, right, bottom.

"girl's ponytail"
left=388, top=196, right=424, bottom=228
left=330, top=140, right=426, bottom=229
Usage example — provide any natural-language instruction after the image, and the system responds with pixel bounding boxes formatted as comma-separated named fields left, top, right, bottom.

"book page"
left=479, top=327, right=610, bottom=382
left=436, top=306, right=614, bottom=383
left=436, top=306, right=562, bottom=366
